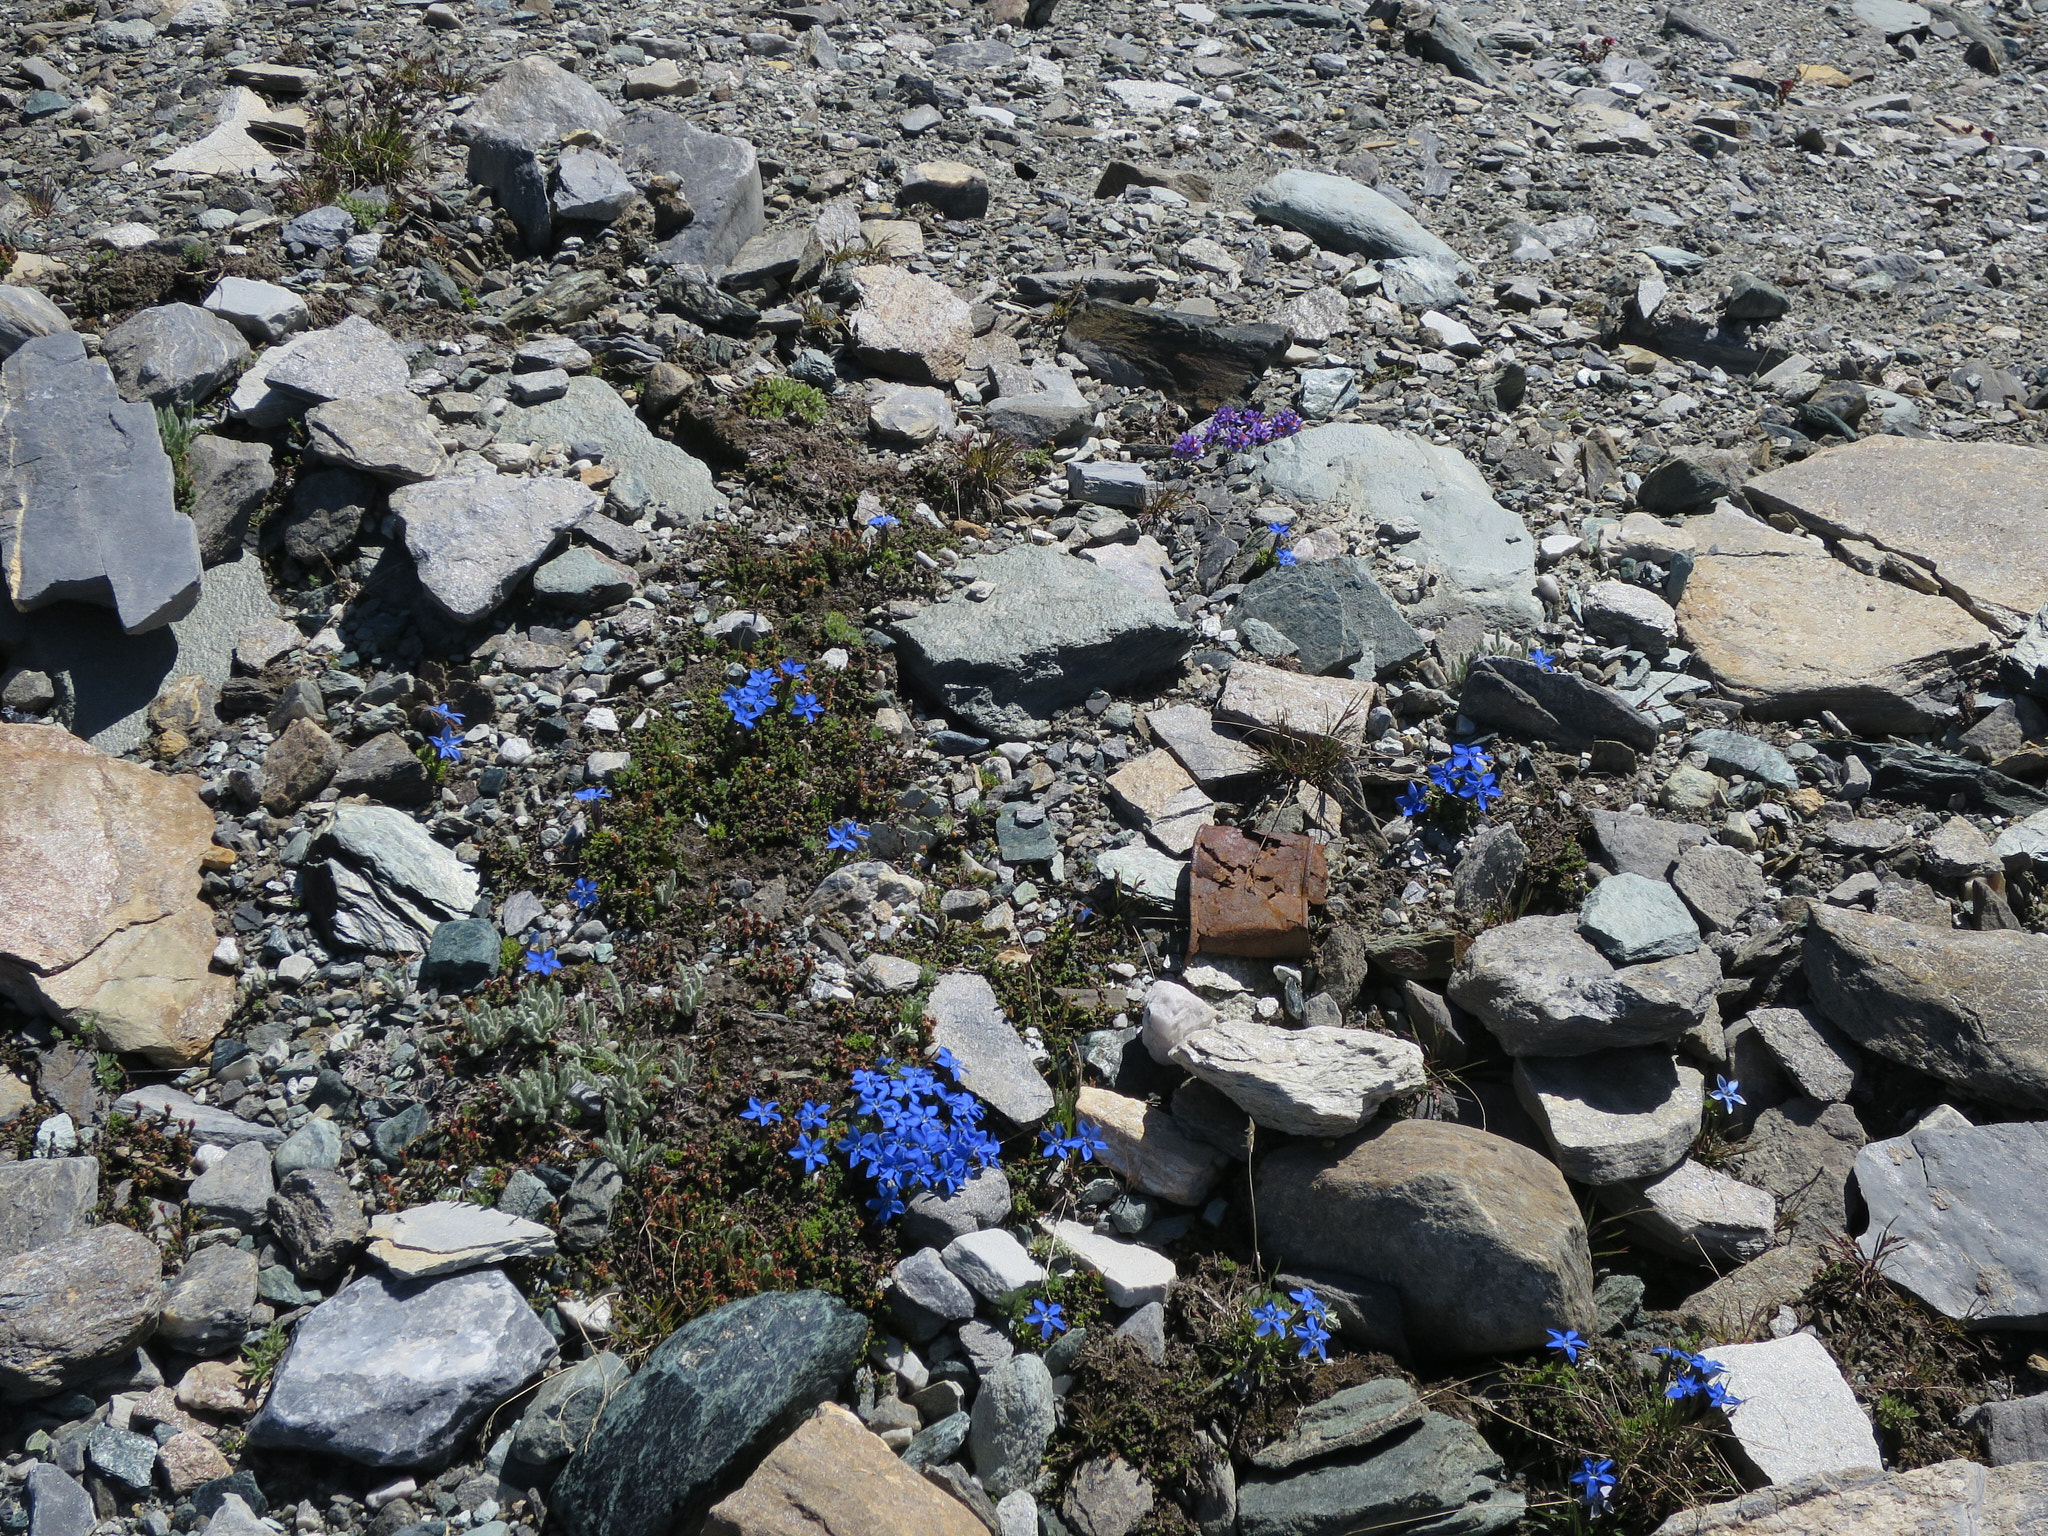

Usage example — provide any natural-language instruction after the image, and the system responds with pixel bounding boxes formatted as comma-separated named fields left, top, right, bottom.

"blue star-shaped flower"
left=1022, top=1298, right=1067, bottom=1341
left=740, top=1097, right=783, bottom=1126
left=569, top=877, right=599, bottom=909
left=1067, top=1121, right=1109, bottom=1162
left=1250, top=1301, right=1291, bottom=1339
left=789, top=692, right=826, bottom=724
left=1546, top=1327, right=1587, bottom=1363
left=1293, top=1316, right=1331, bottom=1361
left=779, top=658, right=807, bottom=677
left=1466, top=772, right=1503, bottom=811
left=1038, top=1123, right=1071, bottom=1160
left=573, top=786, right=612, bottom=802
left=866, top=1189, right=906, bottom=1220
left=934, top=1046, right=961, bottom=1078
left=1275, top=547, right=1297, bottom=566
left=1447, top=743, right=1491, bottom=773
left=1710, top=1075, right=1746, bottom=1112
left=1528, top=647, right=1556, bottom=671
left=522, top=946, right=561, bottom=976
left=825, top=820, right=869, bottom=852
left=1396, top=782, right=1429, bottom=819
left=868, top=513, right=901, bottom=529
left=789, top=1134, right=829, bottom=1173
left=429, top=727, right=465, bottom=762
left=1705, top=1380, right=1744, bottom=1410
left=426, top=702, right=465, bottom=727
left=797, top=1100, right=830, bottom=1131
left=1266, top=520, right=1291, bottom=536
left=1290, top=1287, right=1330, bottom=1320
left=1569, top=1457, right=1616, bottom=1508
left=1665, top=1374, right=1704, bottom=1401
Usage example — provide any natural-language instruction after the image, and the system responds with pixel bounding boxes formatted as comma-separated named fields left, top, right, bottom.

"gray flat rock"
left=1515, top=1048, right=1703, bottom=1185
left=393, top=474, right=601, bottom=624
left=923, top=972, right=1053, bottom=1125
left=1711, top=1334, right=1881, bottom=1486
left=1248, top=169, right=1469, bottom=269
left=1589, top=811, right=1713, bottom=881
left=113, top=1084, right=284, bottom=1146
left=1144, top=704, right=1268, bottom=788
left=0, top=1157, right=98, bottom=1261
left=1232, top=559, right=1424, bottom=677
left=305, top=804, right=480, bottom=955
left=1449, top=915, right=1721, bottom=1056
left=1169, top=1020, right=1425, bottom=1137
left=1614, top=1159, right=1776, bottom=1266
left=1253, top=423, right=1537, bottom=626
left=1580, top=872, right=1702, bottom=964
left=617, top=108, right=765, bottom=272
left=495, top=377, right=724, bottom=525
left=367, top=1201, right=558, bottom=1279
left=0, top=333, right=199, bottom=635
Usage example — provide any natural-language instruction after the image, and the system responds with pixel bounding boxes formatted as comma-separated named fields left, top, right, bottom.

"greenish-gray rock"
left=1237, top=1411, right=1524, bottom=1536
left=968, top=1353, right=1057, bottom=1499
left=531, top=546, right=638, bottom=612
left=273, top=1118, right=343, bottom=1178
left=550, top=1290, right=867, bottom=1536
left=1232, top=559, right=1424, bottom=678
left=510, top=1352, right=632, bottom=1469
left=420, top=919, right=501, bottom=994
left=1687, top=729, right=1797, bottom=790
left=495, top=376, right=723, bottom=526
left=1579, top=873, right=1702, bottom=964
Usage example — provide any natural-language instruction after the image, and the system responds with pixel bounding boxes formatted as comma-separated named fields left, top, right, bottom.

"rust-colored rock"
left=704, top=1401, right=987, bottom=1536
left=1188, top=824, right=1327, bottom=958
left=0, top=724, right=232, bottom=1065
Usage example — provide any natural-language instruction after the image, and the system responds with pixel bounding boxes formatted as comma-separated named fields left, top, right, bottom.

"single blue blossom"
left=789, top=1133, right=829, bottom=1173
left=1467, top=771, right=1504, bottom=811
left=1569, top=1457, right=1617, bottom=1510
left=1293, top=1316, right=1331, bottom=1361
left=1023, top=1298, right=1068, bottom=1341
left=789, top=692, right=826, bottom=724
left=522, top=946, right=561, bottom=976
left=1447, top=744, right=1491, bottom=773
left=825, top=820, right=869, bottom=852
left=779, top=658, right=807, bottom=678
left=1705, top=1381, right=1745, bottom=1410
left=868, top=512, right=901, bottom=529
left=1067, top=1121, right=1109, bottom=1162
left=741, top=1097, right=783, bottom=1126
left=569, top=877, right=599, bottom=909
left=1275, top=547, right=1297, bottom=567
left=1038, top=1123, right=1072, bottom=1160
left=1266, top=520, right=1291, bottom=536
left=1547, top=1328, right=1587, bottom=1364
left=934, top=1046, right=961, bottom=1078
left=1251, top=1301, right=1292, bottom=1339
left=573, top=786, right=612, bottom=802
left=429, top=727, right=465, bottom=762
left=1396, top=782, right=1430, bottom=819
left=1710, top=1076, right=1746, bottom=1113
left=1290, top=1288, right=1330, bottom=1320
left=1528, top=647, right=1557, bottom=671
left=425, top=702, right=465, bottom=727
left=1665, top=1373, right=1704, bottom=1401
left=797, top=1100, right=830, bottom=1131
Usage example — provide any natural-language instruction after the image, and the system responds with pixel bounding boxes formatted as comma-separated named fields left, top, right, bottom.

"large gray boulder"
left=1169, top=1020, right=1425, bottom=1137
left=102, top=303, right=250, bottom=409
left=616, top=108, right=764, bottom=272
left=461, top=54, right=623, bottom=146
left=183, top=435, right=274, bottom=567
left=1448, top=915, right=1722, bottom=1057
left=1461, top=655, right=1660, bottom=753
left=230, top=315, right=410, bottom=427
left=0, top=333, right=200, bottom=635
left=1248, top=169, right=1468, bottom=267
left=550, top=1290, right=866, bottom=1536
left=1854, top=1119, right=2048, bottom=1328
left=0, top=1224, right=163, bottom=1398
left=969, top=1353, right=1057, bottom=1500
left=1257, top=1119, right=1595, bottom=1356
left=495, top=377, right=723, bottom=526
left=0, top=285, right=71, bottom=360
left=1252, top=424, right=1538, bottom=626
left=890, top=545, right=1191, bottom=739
left=248, top=1268, right=555, bottom=1465
left=391, top=474, right=601, bottom=625
left=0, top=1157, right=98, bottom=1261
left=1513, top=1049, right=1702, bottom=1185
left=1804, top=905, right=2048, bottom=1108
left=1231, top=559, right=1424, bottom=678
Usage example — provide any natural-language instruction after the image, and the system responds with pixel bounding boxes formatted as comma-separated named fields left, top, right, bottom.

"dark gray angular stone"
left=103, top=303, right=250, bottom=409
left=550, top=1290, right=866, bottom=1536
left=467, top=126, right=553, bottom=248
left=1724, top=272, right=1791, bottom=322
left=248, top=1268, right=556, bottom=1467
left=187, top=1139, right=274, bottom=1229
left=510, top=1351, right=632, bottom=1469
left=1452, top=824, right=1527, bottom=920
left=553, top=148, right=638, bottom=224
left=1460, top=656, right=1658, bottom=752
left=1687, top=729, right=1796, bottom=790
left=25, top=1464, right=93, bottom=1536
left=887, top=1246, right=978, bottom=1341
left=279, top=467, right=377, bottom=565
left=1975, top=1392, right=2048, bottom=1466
left=184, top=435, right=274, bottom=568
left=1579, top=873, right=1701, bottom=964
left=86, top=1423, right=157, bottom=1489
left=0, top=285, right=71, bottom=362
left=0, top=332, right=200, bottom=634
left=331, top=731, right=435, bottom=808
left=1062, top=299, right=1287, bottom=413
left=1588, top=811, right=1712, bottom=881
left=969, top=1353, right=1056, bottom=1499
left=1237, top=1411, right=1523, bottom=1536
left=419, top=918, right=502, bottom=993
left=1233, top=559, right=1424, bottom=678
left=268, top=1167, right=366, bottom=1281
left=558, top=1156, right=622, bottom=1254
left=532, top=546, right=637, bottom=612
left=158, top=1243, right=260, bottom=1356
left=618, top=109, right=765, bottom=273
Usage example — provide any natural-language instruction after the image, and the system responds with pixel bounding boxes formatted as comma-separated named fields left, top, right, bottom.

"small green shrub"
left=739, top=376, right=829, bottom=426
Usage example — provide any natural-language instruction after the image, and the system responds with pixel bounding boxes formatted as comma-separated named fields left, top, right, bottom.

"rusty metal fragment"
left=1188, top=824, right=1328, bottom=958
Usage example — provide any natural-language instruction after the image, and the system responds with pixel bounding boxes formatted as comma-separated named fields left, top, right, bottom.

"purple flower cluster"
left=1171, top=404, right=1306, bottom=459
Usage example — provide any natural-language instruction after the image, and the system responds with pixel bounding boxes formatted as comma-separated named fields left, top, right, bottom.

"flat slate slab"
left=1710, top=1334, right=1882, bottom=1486
left=1744, top=435, right=2048, bottom=635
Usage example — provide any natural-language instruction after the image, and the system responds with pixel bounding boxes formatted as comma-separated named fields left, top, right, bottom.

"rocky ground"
left=12, top=0, right=2048, bottom=1531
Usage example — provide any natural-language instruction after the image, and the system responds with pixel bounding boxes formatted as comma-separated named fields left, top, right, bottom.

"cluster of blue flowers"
left=741, top=1052, right=1004, bottom=1222
left=721, top=658, right=827, bottom=731
left=1171, top=404, right=1305, bottom=459
left=426, top=701, right=466, bottom=762
left=1655, top=1346, right=1744, bottom=1410
left=1249, top=1286, right=1333, bottom=1361
left=1396, top=743, right=1502, bottom=819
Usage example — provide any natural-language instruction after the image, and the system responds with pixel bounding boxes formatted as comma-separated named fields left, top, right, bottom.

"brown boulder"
left=261, top=716, right=342, bottom=813
left=704, top=1402, right=986, bottom=1536
left=0, top=724, right=231, bottom=1065
left=1256, top=1119, right=1594, bottom=1356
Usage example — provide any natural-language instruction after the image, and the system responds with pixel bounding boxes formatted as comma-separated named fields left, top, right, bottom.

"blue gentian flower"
left=868, top=513, right=900, bottom=529
left=1710, top=1076, right=1746, bottom=1112
left=1291, top=1287, right=1330, bottom=1321
left=1547, top=1328, right=1586, bottom=1363
left=573, top=786, right=612, bottom=802
left=1251, top=1301, right=1291, bottom=1338
left=522, top=946, right=560, bottom=976
left=1396, top=783, right=1429, bottom=819
left=1569, top=1457, right=1616, bottom=1509
left=789, top=1134, right=829, bottom=1173
left=1293, top=1316, right=1331, bottom=1361
left=569, top=877, right=598, bottom=909
left=1528, top=647, right=1556, bottom=671
left=789, top=692, right=826, bottom=724
left=1275, top=547, right=1297, bottom=566
left=825, top=820, right=869, bottom=852
left=740, top=1097, right=783, bottom=1126
left=426, top=702, right=464, bottom=727
left=1067, top=1121, right=1109, bottom=1162
left=429, top=727, right=464, bottom=761
left=1023, top=1298, right=1067, bottom=1341
left=797, top=1101, right=830, bottom=1131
